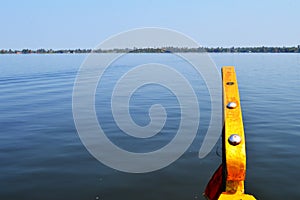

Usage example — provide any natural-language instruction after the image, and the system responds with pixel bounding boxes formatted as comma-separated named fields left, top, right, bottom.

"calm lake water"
left=0, top=53, right=299, bottom=200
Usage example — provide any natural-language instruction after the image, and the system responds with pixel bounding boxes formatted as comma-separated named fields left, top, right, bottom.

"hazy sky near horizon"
left=1, top=0, right=299, bottom=49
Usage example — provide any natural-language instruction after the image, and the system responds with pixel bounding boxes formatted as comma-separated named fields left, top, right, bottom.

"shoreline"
left=1, top=52, right=300, bottom=55
left=1, top=46, right=300, bottom=54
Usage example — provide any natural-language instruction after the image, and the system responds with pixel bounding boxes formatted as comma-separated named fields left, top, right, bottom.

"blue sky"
left=1, top=0, right=299, bottom=49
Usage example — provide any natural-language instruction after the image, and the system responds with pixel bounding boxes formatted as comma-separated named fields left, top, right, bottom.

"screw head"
left=227, top=102, right=237, bottom=109
left=228, top=134, right=242, bottom=146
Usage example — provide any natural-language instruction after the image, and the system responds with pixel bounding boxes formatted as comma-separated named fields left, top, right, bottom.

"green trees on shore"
left=1, top=46, right=300, bottom=54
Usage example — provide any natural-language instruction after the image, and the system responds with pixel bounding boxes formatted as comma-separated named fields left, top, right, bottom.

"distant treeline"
left=1, top=46, right=300, bottom=54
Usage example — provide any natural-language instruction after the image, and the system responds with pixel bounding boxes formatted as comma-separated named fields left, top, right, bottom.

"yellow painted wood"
left=219, top=193, right=256, bottom=200
left=220, top=66, right=255, bottom=199
left=222, top=66, right=246, bottom=183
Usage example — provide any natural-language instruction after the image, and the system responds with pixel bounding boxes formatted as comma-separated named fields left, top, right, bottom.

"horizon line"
left=1, top=45, right=300, bottom=51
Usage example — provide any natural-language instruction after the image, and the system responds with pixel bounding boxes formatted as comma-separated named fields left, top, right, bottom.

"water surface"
left=0, top=53, right=299, bottom=199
